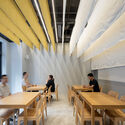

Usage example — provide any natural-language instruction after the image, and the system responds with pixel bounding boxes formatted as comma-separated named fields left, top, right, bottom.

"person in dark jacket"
left=87, top=73, right=100, bottom=92
left=46, top=75, right=55, bottom=92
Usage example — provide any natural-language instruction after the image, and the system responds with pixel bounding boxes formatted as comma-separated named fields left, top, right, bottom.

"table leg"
left=24, top=107, right=27, bottom=125
left=91, top=107, right=95, bottom=125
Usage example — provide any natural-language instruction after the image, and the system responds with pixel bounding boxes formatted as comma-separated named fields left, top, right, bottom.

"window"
left=0, top=42, right=2, bottom=77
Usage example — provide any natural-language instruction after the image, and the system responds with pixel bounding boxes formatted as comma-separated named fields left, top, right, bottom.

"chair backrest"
left=22, top=86, right=27, bottom=92
left=55, top=84, right=58, bottom=92
left=99, top=86, right=103, bottom=92
left=48, top=86, right=52, bottom=95
left=120, top=96, right=125, bottom=102
left=36, top=98, right=43, bottom=116
left=108, top=90, right=119, bottom=99
left=75, top=95, right=84, bottom=118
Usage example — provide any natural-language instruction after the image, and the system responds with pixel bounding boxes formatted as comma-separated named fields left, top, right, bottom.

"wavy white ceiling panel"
left=69, top=0, right=97, bottom=55
left=83, top=12, right=125, bottom=61
left=77, top=0, right=125, bottom=57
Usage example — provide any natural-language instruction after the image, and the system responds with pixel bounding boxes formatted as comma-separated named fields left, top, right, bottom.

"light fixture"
left=34, top=0, right=51, bottom=43
left=52, top=0, right=58, bottom=43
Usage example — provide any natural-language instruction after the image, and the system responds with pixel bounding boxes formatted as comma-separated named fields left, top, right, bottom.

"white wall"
left=98, top=67, right=125, bottom=83
left=22, top=43, right=91, bottom=97
left=0, top=37, right=22, bottom=93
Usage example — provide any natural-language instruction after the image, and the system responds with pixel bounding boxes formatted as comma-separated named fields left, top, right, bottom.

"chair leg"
left=121, top=121, right=123, bottom=125
left=56, top=92, right=58, bottom=101
left=36, top=119, right=39, bottom=125
left=114, top=119, right=118, bottom=125
left=73, top=106, right=75, bottom=116
left=99, top=119, right=103, bottom=125
left=0, top=120, right=3, bottom=125
left=17, top=118, right=20, bottom=125
left=42, top=111, right=44, bottom=125
left=45, top=106, right=47, bottom=117
left=75, top=112, right=78, bottom=125
left=7, top=119, right=9, bottom=125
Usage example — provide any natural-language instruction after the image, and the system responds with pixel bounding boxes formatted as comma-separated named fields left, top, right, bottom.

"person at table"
left=87, top=73, right=100, bottom=92
left=46, top=75, right=55, bottom=92
left=0, top=75, right=17, bottom=122
left=0, top=75, right=11, bottom=98
left=22, top=72, right=32, bottom=87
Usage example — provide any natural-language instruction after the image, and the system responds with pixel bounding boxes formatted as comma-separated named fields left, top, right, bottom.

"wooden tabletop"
left=72, top=85, right=93, bottom=91
left=26, top=85, right=46, bottom=91
left=0, top=92, right=41, bottom=108
left=80, top=92, right=125, bottom=109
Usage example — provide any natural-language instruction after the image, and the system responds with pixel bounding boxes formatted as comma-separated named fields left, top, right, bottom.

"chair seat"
left=19, top=109, right=37, bottom=119
left=78, top=108, right=102, bottom=119
left=0, top=109, right=14, bottom=119
left=105, top=109, right=125, bottom=118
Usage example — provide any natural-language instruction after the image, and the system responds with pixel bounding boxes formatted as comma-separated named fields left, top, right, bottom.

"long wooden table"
left=72, top=85, right=93, bottom=92
left=26, top=85, right=46, bottom=92
left=80, top=92, right=125, bottom=125
left=0, top=92, right=41, bottom=125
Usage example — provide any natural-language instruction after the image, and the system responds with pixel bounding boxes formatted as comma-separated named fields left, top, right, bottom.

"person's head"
left=48, top=75, right=54, bottom=80
left=87, top=73, right=94, bottom=81
left=23, top=72, right=28, bottom=79
left=0, top=75, right=8, bottom=84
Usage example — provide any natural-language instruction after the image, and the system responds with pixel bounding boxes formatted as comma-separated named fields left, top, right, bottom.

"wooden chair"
left=17, top=98, right=44, bottom=125
left=0, top=109, right=15, bottom=125
left=108, top=90, right=119, bottom=99
left=99, top=86, right=103, bottom=92
left=67, top=85, right=74, bottom=104
left=45, top=86, right=52, bottom=104
left=51, top=84, right=58, bottom=101
left=105, top=96, right=125, bottom=125
left=41, top=95, right=47, bottom=117
left=75, top=95, right=103, bottom=125
left=22, top=86, right=27, bottom=92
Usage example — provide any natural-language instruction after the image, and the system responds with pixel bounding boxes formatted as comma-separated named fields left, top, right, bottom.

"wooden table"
left=72, top=85, right=93, bottom=92
left=26, top=85, right=46, bottom=92
left=0, top=92, right=41, bottom=125
left=80, top=92, right=125, bottom=125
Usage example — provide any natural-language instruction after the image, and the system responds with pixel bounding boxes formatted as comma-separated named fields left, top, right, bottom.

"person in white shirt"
left=22, top=72, right=32, bottom=87
left=0, top=75, right=16, bottom=122
left=0, top=75, right=11, bottom=98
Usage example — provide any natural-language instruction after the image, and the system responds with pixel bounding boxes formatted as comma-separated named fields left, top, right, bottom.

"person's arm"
left=25, top=79, right=32, bottom=87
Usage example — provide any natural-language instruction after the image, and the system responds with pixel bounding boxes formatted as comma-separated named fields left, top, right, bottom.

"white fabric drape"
left=83, top=12, right=125, bottom=61
left=91, top=40, right=125, bottom=70
left=62, top=0, right=67, bottom=52
left=77, top=0, right=125, bottom=57
left=69, top=0, right=97, bottom=55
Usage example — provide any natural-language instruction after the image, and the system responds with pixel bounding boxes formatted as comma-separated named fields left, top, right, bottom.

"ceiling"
left=0, top=0, right=80, bottom=46
left=48, top=0, right=80, bottom=43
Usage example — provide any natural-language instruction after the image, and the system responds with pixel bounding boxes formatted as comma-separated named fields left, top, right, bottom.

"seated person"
left=46, top=75, right=55, bottom=92
left=22, top=72, right=32, bottom=87
left=0, top=75, right=16, bottom=121
left=87, top=73, right=100, bottom=92
left=0, top=75, right=11, bottom=98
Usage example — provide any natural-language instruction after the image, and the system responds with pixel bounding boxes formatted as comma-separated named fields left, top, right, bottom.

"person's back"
left=46, top=75, right=55, bottom=92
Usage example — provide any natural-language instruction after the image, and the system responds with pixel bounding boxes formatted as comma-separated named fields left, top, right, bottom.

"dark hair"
left=49, top=75, right=54, bottom=81
left=0, top=74, right=7, bottom=79
left=23, top=72, right=27, bottom=76
left=87, top=73, right=94, bottom=77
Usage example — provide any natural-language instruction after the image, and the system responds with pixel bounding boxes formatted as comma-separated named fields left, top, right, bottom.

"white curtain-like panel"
left=62, top=0, right=67, bottom=52
left=77, top=0, right=125, bottom=57
left=69, top=0, right=96, bottom=55
left=83, top=12, right=125, bottom=61
left=91, top=40, right=125, bottom=70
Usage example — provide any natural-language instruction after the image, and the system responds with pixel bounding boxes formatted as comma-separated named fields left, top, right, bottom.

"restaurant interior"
left=0, top=0, right=125, bottom=125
